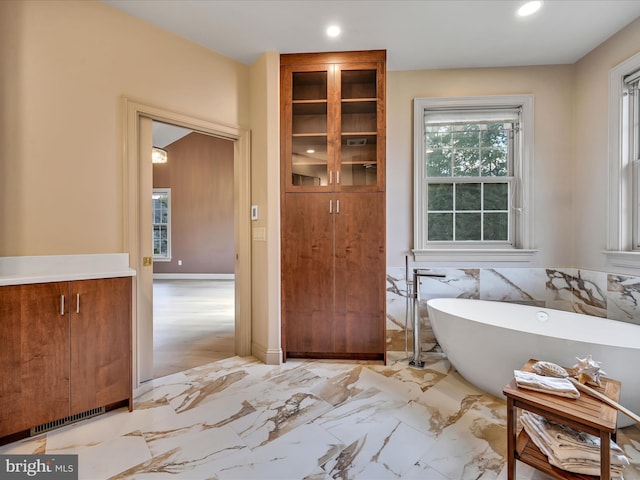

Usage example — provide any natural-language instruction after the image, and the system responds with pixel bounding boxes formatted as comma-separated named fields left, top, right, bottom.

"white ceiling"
left=152, top=121, right=192, bottom=149
left=103, top=0, right=640, bottom=71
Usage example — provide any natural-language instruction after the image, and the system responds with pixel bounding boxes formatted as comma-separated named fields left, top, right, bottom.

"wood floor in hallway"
left=152, top=279, right=235, bottom=379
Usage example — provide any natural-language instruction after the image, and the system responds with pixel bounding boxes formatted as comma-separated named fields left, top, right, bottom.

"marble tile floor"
left=153, top=279, right=235, bottom=379
left=2, top=352, right=639, bottom=480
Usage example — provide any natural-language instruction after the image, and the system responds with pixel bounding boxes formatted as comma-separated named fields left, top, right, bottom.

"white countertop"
left=0, top=254, right=136, bottom=286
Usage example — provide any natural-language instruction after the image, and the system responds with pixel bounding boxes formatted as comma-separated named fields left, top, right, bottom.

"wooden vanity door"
left=0, top=282, right=70, bottom=437
left=70, top=277, right=131, bottom=415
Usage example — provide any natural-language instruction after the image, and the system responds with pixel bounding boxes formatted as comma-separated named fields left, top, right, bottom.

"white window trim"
left=604, top=51, right=640, bottom=269
left=413, top=94, right=536, bottom=262
left=152, top=188, right=172, bottom=262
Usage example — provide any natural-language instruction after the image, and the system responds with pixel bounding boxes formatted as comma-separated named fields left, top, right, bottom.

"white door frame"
left=122, top=96, right=252, bottom=387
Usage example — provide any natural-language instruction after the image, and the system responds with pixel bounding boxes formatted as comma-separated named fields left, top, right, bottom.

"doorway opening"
left=151, top=122, right=236, bottom=378
left=123, top=97, right=251, bottom=387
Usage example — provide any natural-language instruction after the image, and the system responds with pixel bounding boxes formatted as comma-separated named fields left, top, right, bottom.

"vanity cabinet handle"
left=60, top=295, right=65, bottom=315
left=76, top=293, right=80, bottom=313
left=329, top=199, right=333, bottom=214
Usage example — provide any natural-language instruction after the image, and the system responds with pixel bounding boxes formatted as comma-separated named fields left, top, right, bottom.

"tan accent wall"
left=0, top=0, right=249, bottom=256
left=153, top=133, right=234, bottom=274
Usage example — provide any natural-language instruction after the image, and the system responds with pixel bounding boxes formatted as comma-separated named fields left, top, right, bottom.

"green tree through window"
left=425, top=120, right=513, bottom=242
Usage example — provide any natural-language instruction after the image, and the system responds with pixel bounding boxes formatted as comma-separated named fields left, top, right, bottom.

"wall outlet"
left=178, top=260, right=182, bottom=266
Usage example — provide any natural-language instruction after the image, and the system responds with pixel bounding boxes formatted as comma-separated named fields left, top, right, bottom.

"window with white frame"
left=413, top=95, right=535, bottom=261
left=152, top=188, right=171, bottom=261
left=606, top=52, right=640, bottom=268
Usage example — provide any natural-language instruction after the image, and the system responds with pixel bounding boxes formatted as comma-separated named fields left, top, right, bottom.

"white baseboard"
left=153, top=273, right=235, bottom=280
left=252, top=342, right=283, bottom=365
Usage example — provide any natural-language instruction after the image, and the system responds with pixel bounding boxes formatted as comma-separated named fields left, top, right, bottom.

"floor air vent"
left=30, top=406, right=106, bottom=436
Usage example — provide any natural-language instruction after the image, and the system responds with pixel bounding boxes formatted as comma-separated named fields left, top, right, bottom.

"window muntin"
left=413, top=95, right=534, bottom=259
left=152, top=188, right=171, bottom=261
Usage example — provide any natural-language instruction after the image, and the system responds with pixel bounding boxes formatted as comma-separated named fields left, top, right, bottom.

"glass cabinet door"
left=338, top=67, right=379, bottom=187
left=289, top=69, right=330, bottom=188
left=282, top=55, right=385, bottom=192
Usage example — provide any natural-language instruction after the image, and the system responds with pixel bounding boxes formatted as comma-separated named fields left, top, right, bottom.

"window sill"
left=413, top=249, right=538, bottom=263
left=603, top=251, right=640, bottom=269
left=153, top=257, right=172, bottom=263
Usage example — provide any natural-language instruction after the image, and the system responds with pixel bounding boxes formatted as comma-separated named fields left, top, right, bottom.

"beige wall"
left=153, top=133, right=235, bottom=275
left=386, top=64, right=575, bottom=268
left=249, top=51, right=282, bottom=364
left=573, top=18, right=640, bottom=272
left=0, top=0, right=249, bottom=256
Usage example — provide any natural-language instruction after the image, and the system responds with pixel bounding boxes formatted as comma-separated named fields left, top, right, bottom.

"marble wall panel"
left=479, top=268, right=546, bottom=305
left=607, top=274, right=640, bottom=325
left=545, top=268, right=607, bottom=317
left=387, top=265, right=640, bottom=355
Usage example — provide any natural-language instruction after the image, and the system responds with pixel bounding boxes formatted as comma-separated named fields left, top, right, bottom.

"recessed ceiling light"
left=326, top=25, right=341, bottom=38
left=517, top=1, right=542, bottom=17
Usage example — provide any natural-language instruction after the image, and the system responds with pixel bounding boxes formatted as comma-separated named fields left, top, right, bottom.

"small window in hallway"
left=152, top=188, right=171, bottom=261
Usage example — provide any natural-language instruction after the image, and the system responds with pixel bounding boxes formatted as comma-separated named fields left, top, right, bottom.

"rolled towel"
left=514, top=370, right=580, bottom=398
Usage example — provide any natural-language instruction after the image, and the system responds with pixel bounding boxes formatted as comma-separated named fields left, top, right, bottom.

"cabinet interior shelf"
left=342, top=132, right=377, bottom=136
left=292, top=160, right=377, bottom=166
left=342, top=97, right=376, bottom=102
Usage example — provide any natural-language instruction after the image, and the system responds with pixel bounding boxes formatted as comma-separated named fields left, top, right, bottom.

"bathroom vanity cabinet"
left=280, top=50, right=386, bottom=361
left=0, top=274, right=132, bottom=440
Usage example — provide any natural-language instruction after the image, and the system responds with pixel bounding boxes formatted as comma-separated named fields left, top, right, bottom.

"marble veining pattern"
left=2, top=352, right=639, bottom=480
left=608, top=274, right=640, bottom=325
left=546, top=268, right=608, bottom=316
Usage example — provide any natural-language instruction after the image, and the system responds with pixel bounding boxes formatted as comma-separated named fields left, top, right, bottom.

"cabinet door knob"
left=60, top=295, right=65, bottom=315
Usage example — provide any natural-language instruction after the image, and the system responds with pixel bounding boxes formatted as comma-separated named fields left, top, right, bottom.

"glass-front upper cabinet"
left=281, top=51, right=386, bottom=192
left=290, top=68, right=330, bottom=187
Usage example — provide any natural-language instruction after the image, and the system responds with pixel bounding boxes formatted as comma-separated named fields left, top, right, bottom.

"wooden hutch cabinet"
left=280, top=50, right=386, bottom=361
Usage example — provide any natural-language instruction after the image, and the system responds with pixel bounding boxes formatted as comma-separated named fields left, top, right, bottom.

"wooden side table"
left=503, top=359, right=620, bottom=480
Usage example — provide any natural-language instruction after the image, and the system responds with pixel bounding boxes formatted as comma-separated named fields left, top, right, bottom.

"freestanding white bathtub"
left=426, top=297, right=640, bottom=428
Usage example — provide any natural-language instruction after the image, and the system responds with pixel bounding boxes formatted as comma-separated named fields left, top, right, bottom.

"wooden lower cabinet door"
left=333, top=193, right=386, bottom=359
left=70, top=277, right=132, bottom=414
left=0, top=283, right=70, bottom=437
left=282, top=193, right=335, bottom=357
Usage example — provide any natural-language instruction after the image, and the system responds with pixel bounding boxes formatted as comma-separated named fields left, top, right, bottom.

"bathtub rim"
left=426, top=297, right=640, bottom=350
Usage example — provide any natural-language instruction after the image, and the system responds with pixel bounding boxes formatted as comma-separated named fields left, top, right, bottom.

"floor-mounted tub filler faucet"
left=407, top=268, right=446, bottom=368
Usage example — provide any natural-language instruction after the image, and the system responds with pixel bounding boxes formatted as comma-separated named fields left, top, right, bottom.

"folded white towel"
left=521, top=412, right=629, bottom=477
left=522, top=413, right=627, bottom=462
left=514, top=370, right=580, bottom=398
